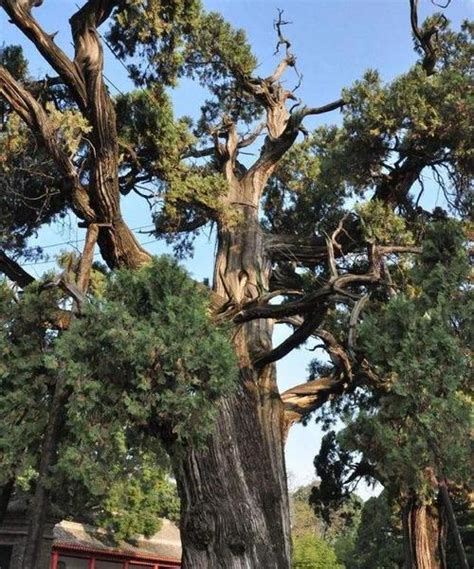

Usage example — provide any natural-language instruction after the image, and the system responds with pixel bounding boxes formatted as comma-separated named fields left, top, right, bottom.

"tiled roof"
left=53, top=519, right=181, bottom=562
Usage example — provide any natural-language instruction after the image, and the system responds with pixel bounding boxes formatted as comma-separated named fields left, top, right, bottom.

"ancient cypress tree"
left=0, top=1, right=472, bottom=567
left=310, top=221, right=472, bottom=569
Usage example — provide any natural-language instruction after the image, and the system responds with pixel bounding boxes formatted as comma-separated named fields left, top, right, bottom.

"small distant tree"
left=351, top=494, right=404, bottom=569
left=293, top=533, right=343, bottom=569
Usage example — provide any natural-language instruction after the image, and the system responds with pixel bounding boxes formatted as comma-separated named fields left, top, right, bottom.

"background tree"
left=0, top=1, right=472, bottom=567
left=292, top=533, right=343, bottom=569
left=291, top=483, right=361, bottom=567
left=350, top=493, right=405, bottom=569
left=310, top=221, right=472, bottom=569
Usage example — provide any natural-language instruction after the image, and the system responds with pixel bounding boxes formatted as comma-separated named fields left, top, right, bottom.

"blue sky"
left=1, top=0, right=472, bottom=492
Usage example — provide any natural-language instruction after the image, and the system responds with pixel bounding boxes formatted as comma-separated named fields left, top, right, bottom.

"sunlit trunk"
left=403, top=496, right=447, bottom=569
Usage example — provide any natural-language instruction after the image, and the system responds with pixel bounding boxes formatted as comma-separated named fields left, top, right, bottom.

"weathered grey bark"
left=175, top=208, right=291, bottom=568
left=175, top=366, right=290, bottom=568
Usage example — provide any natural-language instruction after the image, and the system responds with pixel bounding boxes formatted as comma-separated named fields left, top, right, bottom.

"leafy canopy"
left=310, top=220, right=472, bottom=520
left=0, top=256, right=237, bottom=538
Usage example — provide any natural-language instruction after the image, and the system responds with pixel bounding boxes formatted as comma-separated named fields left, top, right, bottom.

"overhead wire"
left=21, top=225, right=157, bottom=266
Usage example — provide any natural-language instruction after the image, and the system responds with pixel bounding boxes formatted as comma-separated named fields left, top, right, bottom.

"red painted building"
left=0, top=501, right=181, bottom=569
left=51, top=520, right=181, bottom=569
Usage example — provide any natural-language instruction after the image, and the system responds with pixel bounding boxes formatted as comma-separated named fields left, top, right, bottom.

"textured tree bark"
left=174, top=207, right=292, bottom=568
left=402, top=497, right=447, bottom=569
left=22, top=375, right=67, bottom=569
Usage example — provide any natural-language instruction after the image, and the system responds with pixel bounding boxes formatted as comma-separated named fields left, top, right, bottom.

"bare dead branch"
left=0, top=251, right=35, bottom=288
left=238, top=123, right=266, bottom=149
left=253, top=310, right=325, bottom=368
left=299, top=98, right=345, bottom=118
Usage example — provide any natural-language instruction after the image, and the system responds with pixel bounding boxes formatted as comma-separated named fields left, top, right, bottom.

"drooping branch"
left=0, top=251, right=35, bottom=288
left=298, top=98, right=345, bottom=118
left=253, top=310, right=325, bottom=368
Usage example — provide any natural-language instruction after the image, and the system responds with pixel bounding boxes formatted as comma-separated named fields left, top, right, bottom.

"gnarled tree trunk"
left=174, top=208, right=292, bottom=568
left=402, top=497, right=447, bottom=569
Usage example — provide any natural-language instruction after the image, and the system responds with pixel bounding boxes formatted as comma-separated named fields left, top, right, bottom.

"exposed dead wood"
left=0, top=251, right=35, bottom=287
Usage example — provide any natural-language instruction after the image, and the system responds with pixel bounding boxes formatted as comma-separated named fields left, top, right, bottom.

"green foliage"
left=349, top=224, right=471, bottom=499
left=0, top=44, right=28, bottom=80
left=263, top=21, right=472, bottom=243
left=59, top=256, right=237, bottom=448
left=108, top=0, right=256, bottom=90
left=0, top=256, right=237, bottom=539
left=291, top=484, right=325, bottom=540
left=291, top=483, right=361, bottom=568
left=356, top=200, right=414, bottom=245
left=0, top=282, right=60, bottom=486
left=312, top=221, right=471, bottom=513
left=108, top=0, right=202, bottom=86
left=116, top=88, right=195, bottom=182
left=349, top=490, right=474, bottom=569
left=92, top=450, right=179, bottom=541
left=264, top=128, right=348, bottom=236
left=44, top=101, right=92, bottom=156
left=293, top=533, right=344, bottom=569
left=350, top=494, right=404, bottom=569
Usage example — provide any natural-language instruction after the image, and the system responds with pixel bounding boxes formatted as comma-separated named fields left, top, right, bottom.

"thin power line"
left=22, top=237, right=160, bottom=267
left=33, top=224, right=155, bottom=250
